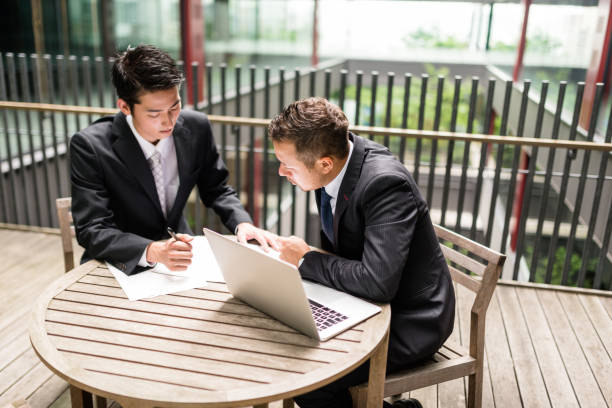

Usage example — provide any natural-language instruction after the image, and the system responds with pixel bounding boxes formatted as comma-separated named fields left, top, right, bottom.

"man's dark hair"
left=269, top=97, right=349, bottom=168
left=111, top=44, right=183, bottom=109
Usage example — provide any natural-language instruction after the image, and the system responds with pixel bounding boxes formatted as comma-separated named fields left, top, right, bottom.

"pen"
left=167, top=227, right=181, bottom=241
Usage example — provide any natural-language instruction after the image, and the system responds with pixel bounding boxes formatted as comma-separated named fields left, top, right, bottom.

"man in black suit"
left=271, top=97, right=455, bottom=408
left=71, top=45, right=277, bottom=275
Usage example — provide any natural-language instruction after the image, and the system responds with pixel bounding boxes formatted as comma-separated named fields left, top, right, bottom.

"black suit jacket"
left=299, top=134, right=455, bottom=370
left=70, top=110, right=252, bottom=275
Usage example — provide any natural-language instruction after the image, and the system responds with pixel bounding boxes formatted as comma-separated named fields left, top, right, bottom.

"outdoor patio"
left=1, top=227, right=610, bottom=408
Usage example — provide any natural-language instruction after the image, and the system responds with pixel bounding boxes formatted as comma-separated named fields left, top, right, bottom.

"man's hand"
left=278, top=236, right=311, bottom=266
left=236, top=223, right=280, bottom=252
left=146, top=233, right=194, bottom=271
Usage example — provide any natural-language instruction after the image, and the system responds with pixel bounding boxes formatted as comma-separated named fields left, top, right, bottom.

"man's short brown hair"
left=269, top=97, right=349, bottom=168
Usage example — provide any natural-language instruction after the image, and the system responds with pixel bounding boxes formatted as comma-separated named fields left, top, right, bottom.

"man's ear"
left=318, top=156, right=334, bottom=174
left=117, top=98, right=131, bottom=116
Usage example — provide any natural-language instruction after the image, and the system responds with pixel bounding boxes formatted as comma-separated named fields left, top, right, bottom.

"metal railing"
left=0, top=54, right=611, bottom=291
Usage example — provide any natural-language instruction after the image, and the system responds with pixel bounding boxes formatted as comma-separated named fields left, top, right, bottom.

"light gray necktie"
left=148, top=150, right=166, bottom=217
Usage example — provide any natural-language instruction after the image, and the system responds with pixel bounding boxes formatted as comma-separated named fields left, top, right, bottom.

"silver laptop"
left=203, top=228, right=381, bottom=341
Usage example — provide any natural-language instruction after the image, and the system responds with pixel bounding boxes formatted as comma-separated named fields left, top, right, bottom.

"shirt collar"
left=126, top=114, right=172, bottom=159
left=323, top=140, right=354, bottom=199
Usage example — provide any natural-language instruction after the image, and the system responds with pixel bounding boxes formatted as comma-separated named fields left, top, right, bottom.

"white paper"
left=153, top=236, right=224, bottom=282
left=107, top=236, right=223, bottom=301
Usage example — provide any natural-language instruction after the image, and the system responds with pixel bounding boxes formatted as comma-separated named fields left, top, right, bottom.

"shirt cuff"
left=298, top=256, right=305, bottom=268
left=138, top=247, right=156, bottom=268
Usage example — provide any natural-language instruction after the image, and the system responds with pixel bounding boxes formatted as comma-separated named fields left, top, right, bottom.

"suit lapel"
left=333, top=133, right=365, bottom=245
left=168, top=115, right=193, bottom=221
left=111, top=112, right=164, bottom=216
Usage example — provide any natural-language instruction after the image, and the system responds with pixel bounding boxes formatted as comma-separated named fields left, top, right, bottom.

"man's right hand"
left=146, top=233, right=194, bottom=270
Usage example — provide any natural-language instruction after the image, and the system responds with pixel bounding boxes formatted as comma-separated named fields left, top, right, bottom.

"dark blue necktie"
left=321, top=187, right=334, bottom=244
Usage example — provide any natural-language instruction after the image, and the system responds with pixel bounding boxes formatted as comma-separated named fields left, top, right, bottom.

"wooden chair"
left=55, top=197, right=75, bottom=272
left=350, top=224, right=506, bottom=408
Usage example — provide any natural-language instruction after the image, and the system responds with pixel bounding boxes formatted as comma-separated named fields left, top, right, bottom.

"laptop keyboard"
left=309, top=299, right=349, bottom=331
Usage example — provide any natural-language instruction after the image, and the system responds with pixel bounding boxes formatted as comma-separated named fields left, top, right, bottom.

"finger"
left=254, top=233, right=271, bottom=252
left=176, top=233, right=194, bottom=243
left=168, top=249, right=193, bottom=260
left=169, top=240, right=192, bottom=251
left=266, top=233, right=281, bottom=251
left=236, top=228, right=247, bottom=243
left=169, top=259, right=192, bottom=267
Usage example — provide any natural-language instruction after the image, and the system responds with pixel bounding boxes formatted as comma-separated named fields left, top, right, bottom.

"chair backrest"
left=434, top=224, right=506, bottom=361
left=56, top=197, right=75, bottom=272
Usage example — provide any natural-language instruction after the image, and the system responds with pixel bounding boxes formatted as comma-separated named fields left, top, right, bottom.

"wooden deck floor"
left=0, top=228, right=610, bottom=408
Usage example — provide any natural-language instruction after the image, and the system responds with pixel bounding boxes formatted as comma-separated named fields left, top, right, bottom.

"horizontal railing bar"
left=1, top=101, right=612, bottom=152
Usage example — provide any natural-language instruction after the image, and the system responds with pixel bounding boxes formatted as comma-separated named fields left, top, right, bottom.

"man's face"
left=273, top=140, right=326, bottom=192
left=118, top=87, right=181, bottom=143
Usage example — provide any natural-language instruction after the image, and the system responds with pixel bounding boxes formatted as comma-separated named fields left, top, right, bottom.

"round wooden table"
left=30, top=261, right=391, bottom=408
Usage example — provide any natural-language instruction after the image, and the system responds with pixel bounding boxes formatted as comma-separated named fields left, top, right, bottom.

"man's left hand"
left=278, top=236, right=311, bottom=266
left=236, top=223, right=280, bottom=252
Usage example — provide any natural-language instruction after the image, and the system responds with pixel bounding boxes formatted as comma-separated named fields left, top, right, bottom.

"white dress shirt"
left=298, top=141, right=354, bottom=268
left=126, top=115, right=180, bottom=266
left=322, top=140, right=354, bottom=215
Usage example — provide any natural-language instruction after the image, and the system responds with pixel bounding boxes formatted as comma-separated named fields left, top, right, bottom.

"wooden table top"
left=30, top=261, right=391, bottom=408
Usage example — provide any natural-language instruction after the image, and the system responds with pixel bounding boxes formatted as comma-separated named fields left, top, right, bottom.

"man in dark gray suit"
left=271, top=97, right=455, bottom=408
left=71, top=45, right=277, bottom=275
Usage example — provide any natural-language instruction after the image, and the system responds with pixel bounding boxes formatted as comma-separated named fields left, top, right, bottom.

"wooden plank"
left=77, top=274, right=364, bottom=342
left=53, top=289, right=299, bottom=334
left=47, top=298, right=354, bottom=352
left=71, top=280, right=267, bottom=317
left=26, top=374, right=68, bottom=408
left=449, top=266, right=481, bottom=293
left=46, top=321, right=326, bottom=373
left=408, top=385, right=436, bottom=407
left=456, top=284, right=495, bottom=408
left=45, top=310, right=347, bottom=363
left=0, top=309, right=30, bottom=350
left=514, top=287, right=578, bottom=407
left=497, top=279, right=612, bottom=298
left=49, top=387, right=70, bottom=408
left=536, top=290, right=606, bottom=408
left=0, top=232, right=53, bottom=274
left=600, top=296, right=612, bottom=317
left=383, top=356, right=475, bottom=397
left=578, top=294, right=612, bottom=358
left=440, top=245, right=486, bottom=276
left=496, top=285, right=550, bottom=407
left=79, top=274, right=237, bottom=303
left=0, top=362, right=54, bottom=407
left=50, top=334, right=301, bottom=385
left=437, top=283, right=467, bottom=407
left=0, top=237, right=66, bottom=318
left=433, top=224, right=504, bottom=264
left=0, top=331, right=29, bottom=371
left=60, top=352, right=272, bottom=391
left=69, top=370, right=207, bottom=404
left=0, top=348, right=40, bottom=394
left=556, top=292, right=612, bottom=406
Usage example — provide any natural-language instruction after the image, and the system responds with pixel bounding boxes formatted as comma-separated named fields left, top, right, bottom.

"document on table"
left=107, top=236, right=224, bottom=301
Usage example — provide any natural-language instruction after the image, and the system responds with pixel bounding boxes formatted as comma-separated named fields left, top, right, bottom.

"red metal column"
left=510, top=0, right=531, bottom=252
left=512, top=0, right=531, bottom=82
left=580, top=0, right=612, bottom=128
left=181, top=0, right=205, bottom=106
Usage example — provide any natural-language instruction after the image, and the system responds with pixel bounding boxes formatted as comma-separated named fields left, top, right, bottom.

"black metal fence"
left=0, top=52, right=611, bottom=290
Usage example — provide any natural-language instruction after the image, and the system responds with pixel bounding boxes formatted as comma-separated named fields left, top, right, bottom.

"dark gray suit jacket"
left=299, top=134, right=455, bottom=370
left=70, top=110, right=252, bottom=275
